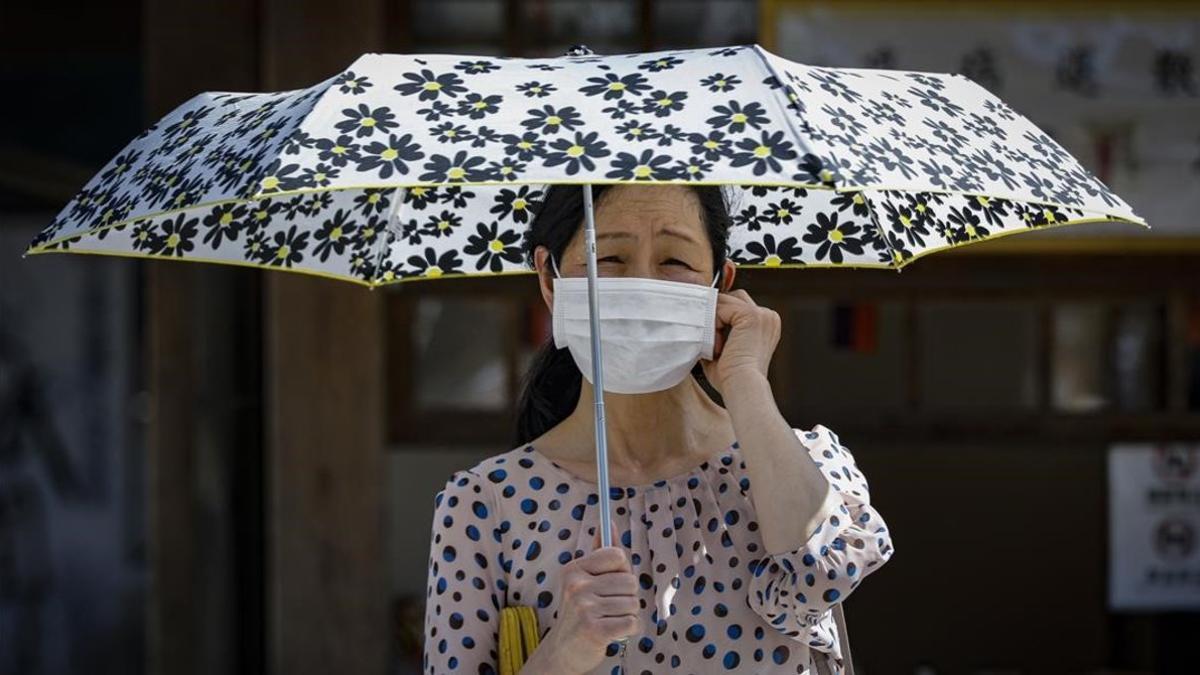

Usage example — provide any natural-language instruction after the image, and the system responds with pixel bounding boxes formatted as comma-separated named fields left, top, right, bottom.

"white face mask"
left=550, top=253, right=721, bottom=394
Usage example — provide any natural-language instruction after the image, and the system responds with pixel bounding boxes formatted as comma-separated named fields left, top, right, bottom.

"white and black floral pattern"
left=24, top=44, right=1147, bottom=287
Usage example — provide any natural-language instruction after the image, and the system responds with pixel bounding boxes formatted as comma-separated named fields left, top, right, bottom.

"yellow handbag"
left=499, top=605, right=541, bottom=675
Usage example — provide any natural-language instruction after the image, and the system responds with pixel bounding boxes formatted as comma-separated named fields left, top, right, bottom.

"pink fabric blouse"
left=423, top=424, right=895, bottom=674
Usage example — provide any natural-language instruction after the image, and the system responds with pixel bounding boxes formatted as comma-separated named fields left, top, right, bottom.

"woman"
left=423, top=183, right=895, bottom=674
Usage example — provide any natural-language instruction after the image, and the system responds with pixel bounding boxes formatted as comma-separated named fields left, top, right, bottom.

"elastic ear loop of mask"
left=553, top=252, right=722, bottom=288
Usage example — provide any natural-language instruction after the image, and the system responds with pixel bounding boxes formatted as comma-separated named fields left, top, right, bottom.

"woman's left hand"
left=700, top=289, right=781, bottom=393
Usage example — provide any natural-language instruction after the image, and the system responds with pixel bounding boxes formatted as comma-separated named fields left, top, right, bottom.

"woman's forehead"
left=592, top=185, right=705, bottom=241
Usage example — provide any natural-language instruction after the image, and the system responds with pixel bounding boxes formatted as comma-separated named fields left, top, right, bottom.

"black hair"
left=513, top=183, right=733, bottom=447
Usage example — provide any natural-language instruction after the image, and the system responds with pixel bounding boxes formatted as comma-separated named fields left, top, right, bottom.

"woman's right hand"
left=525, top=524, right=641, bottom=675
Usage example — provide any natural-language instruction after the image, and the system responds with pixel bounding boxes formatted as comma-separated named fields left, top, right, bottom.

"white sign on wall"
left=1108, top=443, right=1200, bottom=610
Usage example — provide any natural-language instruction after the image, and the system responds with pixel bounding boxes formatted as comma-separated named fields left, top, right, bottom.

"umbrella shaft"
left=582, top=185, right=614, bottom=549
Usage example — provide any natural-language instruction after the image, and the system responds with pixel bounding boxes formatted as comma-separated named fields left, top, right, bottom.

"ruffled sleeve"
left=745, top=424, right=896, bottom=642
left=423, top=469, right=503, bottom=675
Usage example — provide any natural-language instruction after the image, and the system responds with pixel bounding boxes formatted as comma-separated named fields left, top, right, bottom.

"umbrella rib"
left=747, top=45, right=829, bottom=183
left=860, top=190, right=903, bottom=274
left=371, top=186, right=408, bottom=288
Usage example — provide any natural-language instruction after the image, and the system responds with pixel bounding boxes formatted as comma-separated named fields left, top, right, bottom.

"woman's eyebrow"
left=595, top=227, right=698, bottom=244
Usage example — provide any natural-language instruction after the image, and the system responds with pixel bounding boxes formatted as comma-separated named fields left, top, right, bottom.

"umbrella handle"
left=581, top=184, right=615, bottom=550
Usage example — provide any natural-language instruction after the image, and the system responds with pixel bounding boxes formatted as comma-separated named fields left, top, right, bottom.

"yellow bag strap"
left=499, top=605, right=541, bottom=675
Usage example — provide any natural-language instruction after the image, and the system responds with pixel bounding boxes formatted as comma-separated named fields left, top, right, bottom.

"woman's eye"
left=665, top=259, right=690, bottom=267
left=599, top=256, right=621, bottom=262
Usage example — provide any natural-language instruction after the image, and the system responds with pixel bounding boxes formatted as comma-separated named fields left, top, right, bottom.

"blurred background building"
left=1, top=1, right=1198, bottom=674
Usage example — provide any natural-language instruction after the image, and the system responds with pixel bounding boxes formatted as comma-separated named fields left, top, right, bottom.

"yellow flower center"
left=830, top=229, right=844, bottom=243
left=445, top=130, right=456, bottom=137
left=657, top=97, right=673, bottom=107
left=518, top=141, right=533, bottom=150
left=220, top=212, right=234, bottom=226
left=900, top=215, right=912, bottom=228
left=731, top=113, right=747, bottom=124
left=765, top=254, right=781, bottom=267
left=513, top=198, right=527, bottom=210
left=703, top=140, right=718, bottom=149
left=409, top=188, right=425, bottom=198
left=361, top=117, right=376, bottom=127
left=977, top=196, right=990, bottom=207
left=566, top=145, right=584, bottom=157
left=546, top=115, right=562, bottom=126
left=166, top=233, right=180, bottom=249
left=753, top=145, right=771, bottom=158
left=369, top=193, right=382, bottom=202
left=776, top=209, right=789, bottom=219
left=438, top=220, right=450, bottom=230
left=330, top=227, right=343, bottom=240
left=425, top=266, right=443, bottom=278
left=852, top=194, right=864, bottom=205
left=472, top=101, right=488, bottom=110
left=966, top=224, right=977, bottom=238
left=633, top=165, right=652, bottom=178
left=717, top=79, right=726, bottom=87
left=688, top=165, right=699, bottom=174
left=276, top=245, right=290, bottom=259
left=609, top=82, right=626, bottom=91
left=489, top=239, right=504, bottom=252
left=447, top=167, right=466, bottom=180
left=916, top=203, right=927, bottom=213
left=423, top=82, right=441, bottom=91
left=261, top=176, right=280, bottom=190
left=381, top=148, right=398, bottom=160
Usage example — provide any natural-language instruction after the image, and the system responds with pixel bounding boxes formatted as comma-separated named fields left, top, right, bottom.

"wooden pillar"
left=260, top=1, right=388, bottom=673
left=143, top=2, right=260, bottom=675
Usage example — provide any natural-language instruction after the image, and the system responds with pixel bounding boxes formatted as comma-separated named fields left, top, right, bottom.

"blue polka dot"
left=772, top=645, right=790, bottom=664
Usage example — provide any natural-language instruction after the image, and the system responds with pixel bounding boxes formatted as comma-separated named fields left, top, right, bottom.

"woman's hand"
left=524, top=524, right=640, bottom=675
left=700, top=288, right=781, bottom=393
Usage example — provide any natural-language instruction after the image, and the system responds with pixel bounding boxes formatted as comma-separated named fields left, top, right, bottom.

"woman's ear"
left=720, top=259, right=736, bottom=292
left=535, top=245, right=555, bottom=312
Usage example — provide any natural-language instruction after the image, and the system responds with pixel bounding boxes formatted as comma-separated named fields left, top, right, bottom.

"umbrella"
left=21, top=43, right=1149, bottom=555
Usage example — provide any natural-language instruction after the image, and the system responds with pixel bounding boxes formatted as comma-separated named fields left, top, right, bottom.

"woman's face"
left=537, top=185, right=735, bottom=308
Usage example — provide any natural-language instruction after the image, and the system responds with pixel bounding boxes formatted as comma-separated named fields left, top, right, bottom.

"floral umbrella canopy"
left=23, top=43, right=1147, bottom=286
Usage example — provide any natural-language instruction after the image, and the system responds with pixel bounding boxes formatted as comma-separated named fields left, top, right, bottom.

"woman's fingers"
left=713, top=291, right=752, bottom=359
left=590, top=570, right=638, bottom=596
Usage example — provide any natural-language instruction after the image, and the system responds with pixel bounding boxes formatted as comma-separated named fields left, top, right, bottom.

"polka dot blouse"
left=423, top=424, right=895, bottom=674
